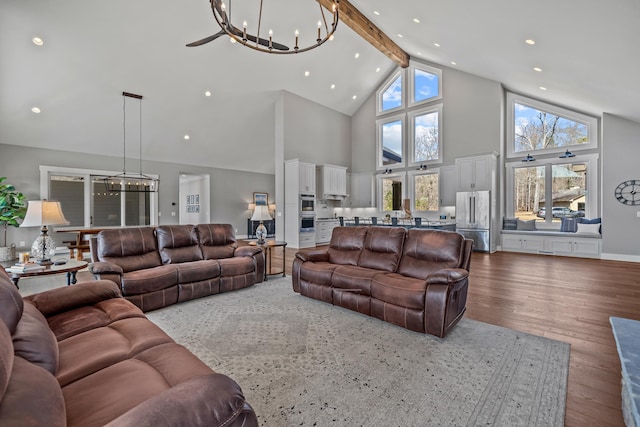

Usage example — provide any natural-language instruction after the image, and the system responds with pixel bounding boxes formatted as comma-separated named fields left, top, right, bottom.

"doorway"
left=179, top=173, right=210, bottom=225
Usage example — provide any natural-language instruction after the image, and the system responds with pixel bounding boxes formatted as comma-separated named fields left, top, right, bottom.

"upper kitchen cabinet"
left=294, top=161, right=315, bottom=194
left=317, top=164, right=347, bottom=200
left=439, top=165, right=456, bottom=206
left=455, top=153, right=498, bottom=192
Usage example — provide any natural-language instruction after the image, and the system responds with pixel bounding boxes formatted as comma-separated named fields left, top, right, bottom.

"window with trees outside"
left=409, top=171, right=439, bottom=212
left=505, top=93, right=598, bottom=224
left=409, top=104, right=442, bottom=165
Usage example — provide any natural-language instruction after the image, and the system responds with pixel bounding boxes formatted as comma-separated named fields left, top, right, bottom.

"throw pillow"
left=578, top=217, right=602, bottom=233
left=560, top=217, right=579, bottom=233
left=576, top=222, right=601, bottom=234
left=503, top=217, right=518, bottom=230
left=516, top=219, right=536, bottom=231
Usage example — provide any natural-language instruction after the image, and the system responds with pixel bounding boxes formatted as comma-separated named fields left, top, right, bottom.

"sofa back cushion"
left=156, top=225, right=203, bottom=264
left=0, top=319, right=13, bottom=401
left=97, top=228, right=162, bottom=273
left=327, top=226, right=367, bottom=265
left=12, top=302, right=59, bottom=375
left=358, top=227, right=406, bottom=272
left=0, top=267, right=24, bottom=334
left=397, top=229, right=466, bottom=279
left=196, top=224, right=237, bottom=260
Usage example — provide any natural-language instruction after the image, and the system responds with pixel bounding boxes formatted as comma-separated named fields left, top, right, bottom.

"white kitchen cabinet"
left=501, top=234, right=545, bottom=252
left=317, top=164, right=347, bottom=199
left=439, top=165, right=456, bottom=206
left=285, top=159, right=316, bottom=249
left=316, top=219, right=340, bottom=244
left=349, top=172, right=375, bottom=207
left=455, top=153, right=497, bottom=192
left=299, top=162, right=316, bottom=194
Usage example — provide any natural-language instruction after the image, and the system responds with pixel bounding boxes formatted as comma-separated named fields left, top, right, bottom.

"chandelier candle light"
left=19, top=200, right=69, bottom=265
left=209, top=0, right=339, bottom=54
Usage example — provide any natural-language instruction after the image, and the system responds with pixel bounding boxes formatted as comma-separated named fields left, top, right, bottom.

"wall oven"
left=300, top=194, right=315, bottom=213
left=300, top=215, right=315, bottom=232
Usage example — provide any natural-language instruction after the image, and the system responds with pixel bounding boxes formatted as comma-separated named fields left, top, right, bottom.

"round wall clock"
left=614, top=180, right=640, bottom=205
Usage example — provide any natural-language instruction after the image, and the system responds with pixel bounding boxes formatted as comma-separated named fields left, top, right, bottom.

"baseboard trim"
left=601, top=253, right=640, bottom=263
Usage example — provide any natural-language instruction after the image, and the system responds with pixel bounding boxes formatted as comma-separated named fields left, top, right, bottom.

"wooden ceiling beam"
left=317, top=0, right=410, bottom=68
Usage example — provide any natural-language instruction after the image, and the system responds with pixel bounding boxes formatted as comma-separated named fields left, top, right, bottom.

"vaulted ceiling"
left=2, top=0, right=638, bottom=175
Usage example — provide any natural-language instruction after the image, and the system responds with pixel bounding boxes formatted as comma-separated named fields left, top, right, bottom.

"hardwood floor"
left=274, top=247, right=637, bottom=426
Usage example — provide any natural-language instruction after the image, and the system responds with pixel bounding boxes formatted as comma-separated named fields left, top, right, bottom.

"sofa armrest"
left=105, top=373, right=258, bottom=427
left=24, top=280, right=123, bottom=318
left=426, top=268, right=469, bottom=286
left=234, top=246, right=262, bottom=257
left=295, top=249, right=329, bottom=263
left=89, top=261, right=123, bottom=275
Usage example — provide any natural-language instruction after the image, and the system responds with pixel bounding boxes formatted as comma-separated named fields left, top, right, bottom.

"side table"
left=248, top=240, right=287, bottom=281
left=3, top=260, right=88, bottom=289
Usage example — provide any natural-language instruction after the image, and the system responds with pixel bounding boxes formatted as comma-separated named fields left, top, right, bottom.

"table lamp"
left=250, top=205, right=271, bottom=244
left=20, top=200, right=69, bottom=265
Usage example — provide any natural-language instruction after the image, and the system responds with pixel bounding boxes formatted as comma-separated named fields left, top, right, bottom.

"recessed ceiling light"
left=354, top=52, right=360, bottom=59
left=397, top=34, right=404, bottom=38
left=413, top=18, right=420, bottom=23
left=205, top=90, right=212, bottom=97
left=352, top=95, right=357, bottom=100
left=183, top=135, right=190, bottom=140
left=31, top=107, right=41, bottom=114
left=304, top=70, right=310, bottom=77
left=533, top=67, right=542, bottom=72
left=32, top=37, right=43, bottom=46
left=450, top=61, right=457, bottom=66
left=525, top=39, right=536, bottom=45
left=374, top=10, right=380, bottom=15
left=539, top=86, right=547, bottom=91
left=375, top=67, right=381, bottom=73
left=416, top=52, right=422, bottom=56
left=434, top=43, right=441, bottom=47
left=330, top=84, right=336, bottom=89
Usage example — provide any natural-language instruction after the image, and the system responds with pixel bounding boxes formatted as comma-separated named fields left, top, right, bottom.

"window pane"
left=125, top=192, right=151, bottom=226
left=414, top=111, right=439, bottom=162
left=550, top=163, right=587, bottom=221
left=92, top=178, right=121, bottom=226
left=382, top=177, right=402, bottom=211
left=514, top=103, right=589, bottom=153
left=49, top=175, right=85, bottom=226
left=414, top=174, right=439, bottom=211
left=382, top=120, right=403, bottom=165
left=513, top=166, right=545, bottom=221
left=413, top=68, right=439, bottom=103
left=381, top=75, right=402, bottom=111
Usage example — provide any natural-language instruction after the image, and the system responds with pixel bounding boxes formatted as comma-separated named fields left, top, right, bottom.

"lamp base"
left=255, top=223, right=267, bottom=244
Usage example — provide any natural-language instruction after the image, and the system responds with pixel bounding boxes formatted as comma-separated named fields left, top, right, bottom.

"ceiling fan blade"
left=186, top=31, right=225, bottom=47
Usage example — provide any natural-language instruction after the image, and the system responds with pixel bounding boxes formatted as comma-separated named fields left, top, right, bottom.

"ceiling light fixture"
left=397, top=34, right=404, bottom=38
left=525, top=39, right=536, bottom=45
left=103, top=92, right=159, bottom=193
left=450, top=61, right=457, bottom=65
left=31, top=107, right=41, bottom=114
left=354, top=52, right=360, bottom=58
left=352, top=95, right=357, bottom=100
left=330, top=84, right=335, bottom=89
left=534, top=67, right=542, bottom=72
left=413, top=18, right=420, bottom=23
left=205, top=90, right=212, bottom=96
left=32, top=37, right=44, bottom=46
left=375, top=67, right=381, bottom=72
left=184, top=135, right=190, bottom=140
left=195, top=0, right=338, bottom=55
left=521, top=154, right=536, bottom=162
left=539, top=86, right=547, bottom=91
left=304, top=70, right=310, bottom=77
left=559, top=149, right=576, bottom=158
left=434, top=43, right=440, bottom=47
left=374, top=11, right=380, bottom=15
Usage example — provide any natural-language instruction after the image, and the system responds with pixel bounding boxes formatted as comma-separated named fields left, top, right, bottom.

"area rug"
left=147, top=277, right=570, bottom=427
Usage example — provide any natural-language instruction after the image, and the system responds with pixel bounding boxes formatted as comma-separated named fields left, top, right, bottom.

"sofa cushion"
left=12, top=302, right=59, bottom=375
left=327, top=226, right=367, bottom=265
left=217, top=257, right=254, bottom=277
left=0, top=267, right=24, bottom=334
left=156, top=225, right=203, bottom=264
left=332, top=265, right=381, bottom=296
left=397, top=229, right=465, bottom=279
left=175, top=260, right=221, bottom=283
left=196, top=224, right=237, bottom=260
left=120, top=265, right=178, bottom=296
left=299, top=262, right=338, bottom=286
left=371, top=273, right=428, bottom=310
left=358, top=226, right=405, bottom=272
left=98, top=228, right=162, bottom=273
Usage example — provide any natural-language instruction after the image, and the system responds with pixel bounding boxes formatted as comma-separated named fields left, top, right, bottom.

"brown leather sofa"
left=0, top=267, right=258, bottom=426
left=292, top=226, right=473, bottom=338
left=89, top=224, right=265, bottom=311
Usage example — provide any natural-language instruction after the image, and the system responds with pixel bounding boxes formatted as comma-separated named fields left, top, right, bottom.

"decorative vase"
left=0, top=244, right=16, bottom=262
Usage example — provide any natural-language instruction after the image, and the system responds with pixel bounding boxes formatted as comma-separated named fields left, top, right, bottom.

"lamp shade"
left=250, top=205, right=272, bottom=222
left=20, top=201, right=69, bottom=227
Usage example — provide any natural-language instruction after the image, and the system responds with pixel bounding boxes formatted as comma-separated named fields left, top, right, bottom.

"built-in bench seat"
left=500, top=229, right=601, bottom=258
left=501, top=229, right=602, bottom=238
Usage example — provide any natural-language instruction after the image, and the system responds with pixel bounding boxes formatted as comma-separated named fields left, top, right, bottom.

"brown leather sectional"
left=292, top=226, right=473, bottom=338
left=0, top=267, right=258, bottom=426
left=89, top=224, right=265, bottom=311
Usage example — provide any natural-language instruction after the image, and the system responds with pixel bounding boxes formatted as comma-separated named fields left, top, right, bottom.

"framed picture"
left=254, top=192, right=268, bottom=206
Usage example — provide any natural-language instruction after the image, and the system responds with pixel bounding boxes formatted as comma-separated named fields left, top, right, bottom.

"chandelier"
left=103, top=92, right=160, bottom=193
left=198, top=0, right=339, bottom=54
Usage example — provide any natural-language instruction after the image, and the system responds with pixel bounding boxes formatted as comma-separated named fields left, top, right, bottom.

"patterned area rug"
left=147, top=277, right=570, bottom=427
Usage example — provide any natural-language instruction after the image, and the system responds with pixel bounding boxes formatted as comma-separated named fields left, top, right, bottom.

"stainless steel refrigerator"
left=456, top=191, right=494, bottom=253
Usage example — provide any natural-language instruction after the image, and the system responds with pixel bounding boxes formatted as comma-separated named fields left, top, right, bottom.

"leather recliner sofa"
left=292, top=226, right=473, bottom=338
left=0, top=267, right=258, bottom=426
left=89, top=224, right=264, bottom=311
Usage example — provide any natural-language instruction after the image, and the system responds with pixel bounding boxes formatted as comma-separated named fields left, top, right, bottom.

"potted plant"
left=0, top=177, right=27, bottom=261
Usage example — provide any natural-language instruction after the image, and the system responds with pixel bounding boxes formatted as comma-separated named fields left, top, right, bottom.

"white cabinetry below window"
left=501, top=232, right=601, bottom=258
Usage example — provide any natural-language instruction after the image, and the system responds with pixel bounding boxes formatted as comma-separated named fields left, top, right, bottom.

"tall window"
left=409, top=105, right=442, bottom=164
left=410, top=171, right=439, bottom=212
left=377, top=70, right=404, bottom=114
left=377, top=173, right=405, bottom=212
left=377, top=114, right=404, bottom=167
left=506, top=93, right=598, bottom=223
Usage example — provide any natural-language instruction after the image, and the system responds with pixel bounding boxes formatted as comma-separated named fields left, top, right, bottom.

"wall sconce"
left=416, top=164, right=427, bottom=171
left=559, top=149, right=576, bottom=158
left=521, top=154, right=536, bottom=162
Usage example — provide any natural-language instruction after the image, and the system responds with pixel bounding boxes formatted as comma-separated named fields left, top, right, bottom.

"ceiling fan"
left=186, top=0, right=290, bottom=51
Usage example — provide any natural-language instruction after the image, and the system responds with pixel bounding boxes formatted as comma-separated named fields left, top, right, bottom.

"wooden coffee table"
left=3, top=260, right=88, bottom=289
left=248, top=240, right=287, bottom=281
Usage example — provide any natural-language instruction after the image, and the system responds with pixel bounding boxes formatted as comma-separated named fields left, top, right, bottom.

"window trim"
left=376, top=172, right=406, bottom=213
left=506, top=92, right=598, bottom=159
left=408, top=168, right=440, bottom=213
left=376, top=69, right=405, bottom=116
left=39, top=165, right=159, bottom=228
left=408, top=103, right=443, bottom=167
left=504, top=153, right=599, bottom=225
left=376, top=112, right=406, bottom=171
left=408, top=62, right=442, bottom=108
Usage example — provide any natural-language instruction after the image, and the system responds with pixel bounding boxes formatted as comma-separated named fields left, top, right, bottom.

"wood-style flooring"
left=270, top=247, right=638, bottom=427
